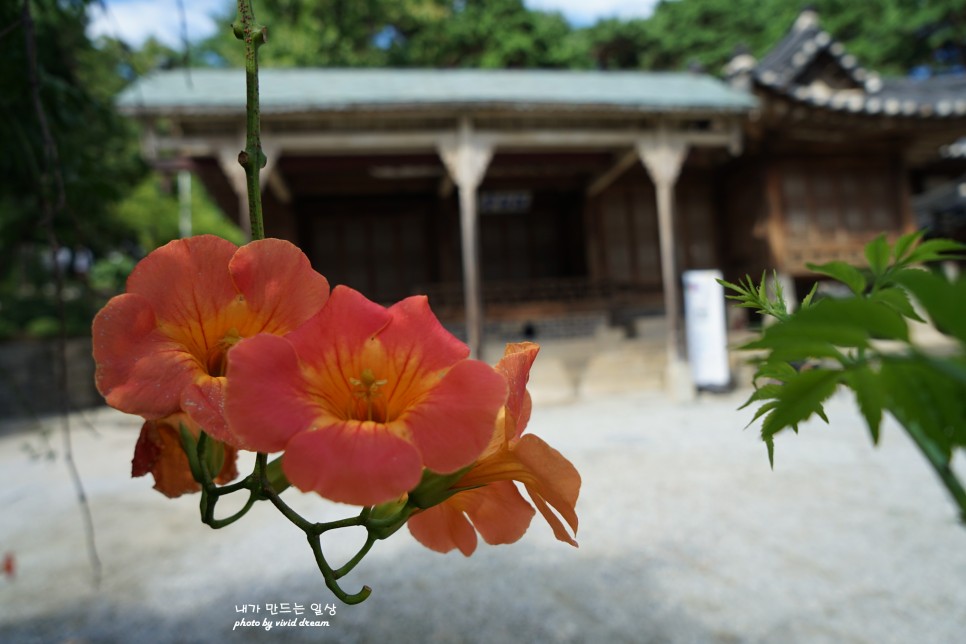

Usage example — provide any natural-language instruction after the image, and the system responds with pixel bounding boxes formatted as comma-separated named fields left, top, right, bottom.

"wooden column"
left=438, top=118, right=493, bottom=359
left=637, top=129, right=693, bottom=399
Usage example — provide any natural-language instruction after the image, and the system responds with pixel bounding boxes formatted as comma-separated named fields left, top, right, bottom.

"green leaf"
left=752, top=360, right=799, bottom=383
left=807, top=260, right=867, bottom=295
left=747, top=400, right=780, bottom=428
left=844, top=366, right=884, bottom=444
left=893, top=230, right=924, bottom=263
left=751, top=297, right=909, bottom=352
left=864, top=234, right=890, bottom=276
left=800, top=281, right=819, bottom=309
left=905, top=238, right=966, bottom=265
left=742, top=337, right=846, bottom=363
left=893, top=270, right=966, bottom=343
left=739, top=383, right=784, bottom=409
left=880, top=357, right=966, bottom=457
left=760, top=368, right=842, bottom=441
left=869, top=287, right=925, bottom=323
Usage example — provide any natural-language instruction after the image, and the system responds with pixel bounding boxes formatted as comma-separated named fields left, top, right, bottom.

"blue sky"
left=87, top=0, right=660, bottom=48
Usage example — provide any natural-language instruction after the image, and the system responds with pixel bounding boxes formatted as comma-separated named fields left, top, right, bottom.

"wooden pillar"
left=438, top=118, right=493, bottom=359
left=637, top=129, right=693, bottom=400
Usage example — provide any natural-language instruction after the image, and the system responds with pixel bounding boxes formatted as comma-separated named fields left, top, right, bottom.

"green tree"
left=198, top=0, right=589, bottom=69
left=112, top=174, right=244, bottom=252
left=393, top=0, right=588, bottom=69
left=625, top=0, right=966, bottom=75
left=0, top=0, right=145, bottom=260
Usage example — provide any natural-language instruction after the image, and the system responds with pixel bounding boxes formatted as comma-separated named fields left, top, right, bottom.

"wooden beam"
left=153, top=126, right=739, bottom=156
left=586, top=149, right=637, bottom=197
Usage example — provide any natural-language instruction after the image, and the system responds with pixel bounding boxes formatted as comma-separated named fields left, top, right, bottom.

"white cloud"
left=87, top=0, right=229, bottom=47
left=524, top=0, right=660, bottom=25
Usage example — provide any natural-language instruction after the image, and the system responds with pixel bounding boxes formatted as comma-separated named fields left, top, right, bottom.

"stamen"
left=350, top=368, right=388, bottom=421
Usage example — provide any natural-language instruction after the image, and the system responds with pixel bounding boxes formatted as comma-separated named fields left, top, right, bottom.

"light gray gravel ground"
left=2, top=388, right=965, bottom=643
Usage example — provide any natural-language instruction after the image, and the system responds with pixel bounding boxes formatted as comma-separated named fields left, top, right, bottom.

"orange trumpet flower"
left=225, top=286, right=507, bottom=506
left=408, top=342, right=580, bottom=556
left=93, top=235, right=329, bottom=447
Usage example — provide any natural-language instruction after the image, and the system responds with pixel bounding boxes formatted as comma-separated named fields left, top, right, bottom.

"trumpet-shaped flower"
left=225, top=285, right=507, bottom=506
left=132, top=413, right=239, bottom=498
left=93, top=235, right=329, bottom=447
left=408, top=342, right=580, bottom=556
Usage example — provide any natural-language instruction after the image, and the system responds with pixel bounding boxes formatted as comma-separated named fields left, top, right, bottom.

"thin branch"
left=22, top=0, right=101, bottom=587
left=0, top=17, right=21, bottom=42
left=176, top=0, right=193, bottom=87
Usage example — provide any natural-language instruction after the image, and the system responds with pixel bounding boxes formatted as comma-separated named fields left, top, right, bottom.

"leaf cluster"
left=721, top=232, right=966, bottom=522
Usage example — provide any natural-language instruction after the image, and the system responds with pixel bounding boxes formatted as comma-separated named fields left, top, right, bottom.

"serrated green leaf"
left=765, top=434, right=775, bottom=469
left=865, top=234, right=890, bottom=276
left=880, top=358, right=966, bottom=457
left=797, top=297, right=909, bottom=342
left=869, top=287, right=925, bottom=323
left=844, top=366, right=884, bottom=444
left=753, top=360, right=799, bottom=383
left=815, top=406, right=829, bottom=424
left=893, top=269, right=966, bottom=343
left=742, top=335, right=848, bottom=363
left=760, top=369, right=842, bottom=440
left=739, top=383, right=784, bottom=409
left=807, top=260, right=867, bottom=295
left=747, top=400, right=780, bottom=428
left=905, top=238, right=966, bottom=265
left=800, top=281, right=819, bottom=309
left=893, top=230, right=925, bottom=263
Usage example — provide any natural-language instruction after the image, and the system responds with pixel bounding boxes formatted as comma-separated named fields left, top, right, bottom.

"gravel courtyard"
left=2, top=388, right=965, bottom=643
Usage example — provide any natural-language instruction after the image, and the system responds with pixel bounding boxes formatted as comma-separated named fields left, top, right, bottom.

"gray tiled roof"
left=750, top=9, right=966, bottom=118
left=118, top=68, right=755, bottom=115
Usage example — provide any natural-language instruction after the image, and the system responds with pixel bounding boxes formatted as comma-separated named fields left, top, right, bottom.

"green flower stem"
left=307, top=533, right=372, bottom=605
left=234, top=0, right=267, bottom=241
left=333, top=534, right=376, bottom=580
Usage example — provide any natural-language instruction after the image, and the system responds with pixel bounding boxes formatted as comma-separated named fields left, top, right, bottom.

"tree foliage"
left=0, top=0, right=145, bottom=261
left=193, top=0, right=966, bottom=74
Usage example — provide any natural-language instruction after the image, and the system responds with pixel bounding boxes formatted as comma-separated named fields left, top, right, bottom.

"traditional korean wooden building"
left=722, top=8, right=966, bottom=289
left=119, top=9, right=966, bottom=390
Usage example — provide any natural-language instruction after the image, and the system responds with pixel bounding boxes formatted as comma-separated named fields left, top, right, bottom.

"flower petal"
left=495, top=342, right=539, bottom=435
left=282, top=421, right=423, bottom=506
left=403, top=359, right=507, bottom=473
left=225, top=334, right=320, bottom=453
left=93, top=293, right=199, bottom=419
left=229, top=238, right=329, bottom=335
left=132, top=420, right=162, bottom=478
left=133, top=419, right=199, bottom=498
left=464, top=481, right=535, bottom=546
left=285, top=285, right=391, bottom=368
left=125, top=235, right=238, bottom=349
left=514, top=434, right=581, bottom=546
left=379, top=295, right=470, bottom=375
left=407, top=500, right=479, bottom=556
left=181, top=377, right=235, bottom=446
